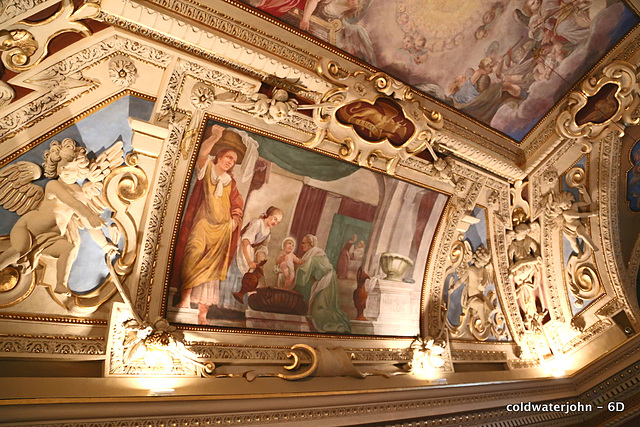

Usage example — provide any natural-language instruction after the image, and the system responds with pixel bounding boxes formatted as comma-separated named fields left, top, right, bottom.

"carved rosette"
left=109, top=57, right=138, bottom=87
left=189, top=82, right=215, bottom=110
left=556, top=61, right=640, bottom=140
left=307, top=60, right=443, bottom=175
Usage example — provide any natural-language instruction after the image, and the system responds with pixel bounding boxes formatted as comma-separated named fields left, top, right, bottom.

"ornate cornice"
left=97, top=0, right=328, bottom=96
left=0, top=0, right=54, bottom=26
left=435, top=132, right=526, bottom=182
left=0, top=33, right=172, bottom=144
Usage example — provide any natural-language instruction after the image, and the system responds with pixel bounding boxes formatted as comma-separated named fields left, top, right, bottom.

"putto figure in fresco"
left=0, top=138, right=122, bottom=293
left=274, top=236, right=303, bottom=289
left=174, top=126, right=248, bottom=324
left=295, top=234, right=351, bottom=333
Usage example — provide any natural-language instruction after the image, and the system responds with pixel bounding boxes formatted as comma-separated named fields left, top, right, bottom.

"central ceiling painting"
left=239, top=0, right=638, bottom=141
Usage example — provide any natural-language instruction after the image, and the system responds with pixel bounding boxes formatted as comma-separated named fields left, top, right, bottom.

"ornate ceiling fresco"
left=240, top=0, right=639, bottom=141
left=1, top=0, right=640, bottom=426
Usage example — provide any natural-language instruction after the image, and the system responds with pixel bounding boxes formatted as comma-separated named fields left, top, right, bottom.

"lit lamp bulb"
left=409, top=337, right=445, bottom=379
left=544, top=355, right=567, bottom=378
left=144, top=346, right=173, bottom=372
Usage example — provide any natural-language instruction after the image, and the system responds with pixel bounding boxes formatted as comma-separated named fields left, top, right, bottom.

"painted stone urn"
left=379, top=252, right=414, bottom=281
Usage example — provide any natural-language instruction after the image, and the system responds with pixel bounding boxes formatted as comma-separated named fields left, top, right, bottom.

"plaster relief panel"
left=0, top=95, right=154, bottom=318
left=444, top=207, right=511, bottom=342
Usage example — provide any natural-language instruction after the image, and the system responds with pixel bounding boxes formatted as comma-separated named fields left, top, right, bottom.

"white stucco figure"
left=446, top=242, right=507, bottom=341
left=507, top=221, right=545, bottom=330
left=0, top=138, right=122, bottom=293
left=546, top=190, right=599, bottom=256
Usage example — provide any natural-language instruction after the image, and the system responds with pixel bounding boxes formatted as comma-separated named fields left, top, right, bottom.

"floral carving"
left=190, top=82, right=215, bottom=110
left=109, top=58, right=137, bottom=87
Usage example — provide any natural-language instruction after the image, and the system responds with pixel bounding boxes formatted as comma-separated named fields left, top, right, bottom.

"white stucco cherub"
left=0, top=138, right=122, bottom=293
left=447, top=243, right=500, bottom=340
left=546, top=190, right=599, bottom=256
left=247, top=89, right=298, bottom=124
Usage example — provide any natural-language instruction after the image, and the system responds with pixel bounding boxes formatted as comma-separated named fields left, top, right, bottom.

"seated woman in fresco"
left=175, top=126, right=245, bottom=324
left=295, top=234, right=351, bottom=333
left=219, top=206, right=283, bottom=310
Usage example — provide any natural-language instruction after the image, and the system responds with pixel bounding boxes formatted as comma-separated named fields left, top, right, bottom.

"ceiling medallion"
left=306, top=60, right=443, bottom=175
left=556, top=60, right=640, bottom=140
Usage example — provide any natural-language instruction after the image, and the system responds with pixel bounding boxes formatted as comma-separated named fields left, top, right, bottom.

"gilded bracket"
left=307, top=59, right=443, bottom=175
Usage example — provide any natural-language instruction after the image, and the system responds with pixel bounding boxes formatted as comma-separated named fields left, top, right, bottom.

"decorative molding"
left=561, top=319, right=612, bottom=354
left=0, top=0, right=54, bottom=26
left=440, top=119, right=521, bottom=162
left=450, top=349, right=508, bottom=362
left=135, top=118, right=183, bottom=317
left=189, top=341, right=411, bottom=364
left=97, top=0, right=329, bottom=98
left=556, top=61, right=639, bottom=141
left=0, top=34, right=172, bottom=144
left=304, top=59, right=443, bottom=175
left=599, top=131, right=635, bottom=321
left=145, top=0, right=318, bottom=69
left=615, top=33, right=640, bottom=63
left=523, top=121, right=556, bottom=161
left=0, top=333, right=105, bottom=356
left=435, top=132, right=526, bottom=182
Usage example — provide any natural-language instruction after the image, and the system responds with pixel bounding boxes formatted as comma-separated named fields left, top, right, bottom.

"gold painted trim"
left=0, top=269, right=35, bottom=308
left=0, top=333, right=104, bottom=341
left=0, top=313, right=107, bottom=324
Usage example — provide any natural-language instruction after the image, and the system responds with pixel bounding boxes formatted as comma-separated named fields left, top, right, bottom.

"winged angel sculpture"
left=0, top=138, right=122, bottom=297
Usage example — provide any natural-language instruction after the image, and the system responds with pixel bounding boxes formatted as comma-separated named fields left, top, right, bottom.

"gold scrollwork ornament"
left=307, top=59, right=443, bottom=175
left=556, top=60, right=640, bottom=140
left=0, top=0, right=99, bottom=72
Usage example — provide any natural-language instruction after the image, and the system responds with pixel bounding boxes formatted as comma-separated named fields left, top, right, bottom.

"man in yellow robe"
left=175, top=126, right=245, bottom=324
